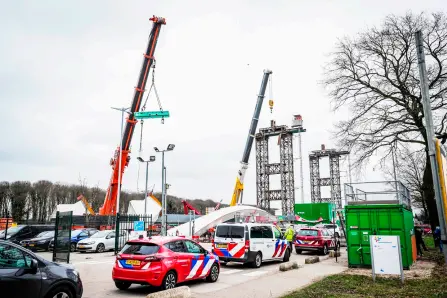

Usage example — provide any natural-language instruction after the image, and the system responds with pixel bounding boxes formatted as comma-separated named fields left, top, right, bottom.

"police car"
left=212, top=223, right=290, bottom=268
left=294, top=227, right=340, bottom=255
left=112, top=236, right=220, bottom=290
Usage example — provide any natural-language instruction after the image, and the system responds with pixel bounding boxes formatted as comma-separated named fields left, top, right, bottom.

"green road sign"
left=134, top=111, right=170, bottom=119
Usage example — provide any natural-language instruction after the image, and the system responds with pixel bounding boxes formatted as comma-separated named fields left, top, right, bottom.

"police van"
left=211, top=223, right=290, bottom=268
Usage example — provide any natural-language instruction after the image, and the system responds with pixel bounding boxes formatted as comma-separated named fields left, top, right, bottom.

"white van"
left=211, top=223, right=290, bottom=268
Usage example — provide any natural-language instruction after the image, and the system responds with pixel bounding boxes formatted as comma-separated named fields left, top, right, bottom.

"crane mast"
left=230, top=69, right=272, bottom=206
left=99, top=16, right=166, bottom=216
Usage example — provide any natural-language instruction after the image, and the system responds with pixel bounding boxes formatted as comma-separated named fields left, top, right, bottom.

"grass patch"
left=282, top=271, right=447, bottom=298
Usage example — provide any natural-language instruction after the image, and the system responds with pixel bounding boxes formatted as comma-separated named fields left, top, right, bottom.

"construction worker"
left=284, top=224, right=295, bottom=252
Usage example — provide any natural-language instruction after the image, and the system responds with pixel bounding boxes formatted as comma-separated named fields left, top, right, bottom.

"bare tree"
left=382, top=147, right=428, bottom=217
left=324, top=12, right=447, bottom=230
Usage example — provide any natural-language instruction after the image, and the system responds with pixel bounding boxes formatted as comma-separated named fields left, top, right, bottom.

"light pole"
left=154, top=144, right=175, bottom=236
left=111, top=106, right=131, bottom=215
left=137, top=155, right=156, bottom=216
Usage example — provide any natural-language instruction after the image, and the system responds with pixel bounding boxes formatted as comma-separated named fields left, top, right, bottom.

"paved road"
left=37, top=245, right=345, bottom=298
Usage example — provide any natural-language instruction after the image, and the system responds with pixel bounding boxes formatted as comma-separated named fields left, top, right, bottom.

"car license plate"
left=303, top=241, right=310, bottom=244
left=216, top=243, right=227, bottom=249
left=125, top=260, right=141, bottom=266
left=78, top=245, right=84, bottom=248
left=29, top=244, right=35, bottom=247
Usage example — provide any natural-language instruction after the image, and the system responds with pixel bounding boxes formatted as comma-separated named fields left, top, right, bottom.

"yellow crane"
left=230, top=69, right=273, bottom=206
left=77, top=195, right=95, bottom=215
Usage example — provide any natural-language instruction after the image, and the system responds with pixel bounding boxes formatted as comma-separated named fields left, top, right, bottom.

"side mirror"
left=30, top=259, right=38, bottom=273
left=203, top=250, right=209, bottom=255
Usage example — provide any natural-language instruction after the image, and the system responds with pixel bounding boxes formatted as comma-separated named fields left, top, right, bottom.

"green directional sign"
left=134, top=110, right=170, bottom=119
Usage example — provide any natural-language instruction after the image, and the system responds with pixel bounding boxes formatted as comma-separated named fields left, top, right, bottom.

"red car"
left=112, top=236, right=220, bottom=290
left=294, top=227, right=339, bottom=255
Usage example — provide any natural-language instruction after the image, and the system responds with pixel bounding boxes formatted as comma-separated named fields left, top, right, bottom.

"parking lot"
left=37, top=244, right=346, bottom=298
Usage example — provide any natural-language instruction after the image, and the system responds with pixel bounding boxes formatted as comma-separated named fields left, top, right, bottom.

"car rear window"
left=120, top=243, right=160, bottom=255
left=298, top=229, right=319, bottom=236
left=216, top=225, right=245, bottom=239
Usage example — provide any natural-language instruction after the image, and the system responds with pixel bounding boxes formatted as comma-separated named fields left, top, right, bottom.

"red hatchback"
left=112, top=236, right=220, bottom=290
left=294, top=228, right=339, bottom=255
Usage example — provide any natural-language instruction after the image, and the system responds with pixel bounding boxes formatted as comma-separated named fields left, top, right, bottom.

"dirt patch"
left=343, top=260, right=435, bottom=279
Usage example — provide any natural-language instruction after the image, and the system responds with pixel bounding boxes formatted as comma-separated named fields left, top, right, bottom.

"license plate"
left=303, top=241, right=310, bottom=244
left=216, top=243, right=227, bottom=249
left=125, top=260, right=141, bottom=266
left=29, top=244, right=35, bottom=247
left=78, top=245, right=84, bottom=248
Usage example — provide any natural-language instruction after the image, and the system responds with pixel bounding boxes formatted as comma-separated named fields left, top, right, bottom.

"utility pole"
left=415, top=30, right=447, bottom=263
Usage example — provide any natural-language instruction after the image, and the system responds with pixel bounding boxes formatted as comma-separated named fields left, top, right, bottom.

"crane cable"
left=137, top=60, right=165, bottom=192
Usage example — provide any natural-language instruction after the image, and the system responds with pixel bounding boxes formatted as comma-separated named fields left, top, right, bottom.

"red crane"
left=182, top=200, right=201, bottom=216
left=99, top=16, right=166, bottom=215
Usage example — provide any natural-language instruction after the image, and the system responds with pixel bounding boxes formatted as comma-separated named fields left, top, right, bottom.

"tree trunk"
left=422, top=155, right=440, bottom=233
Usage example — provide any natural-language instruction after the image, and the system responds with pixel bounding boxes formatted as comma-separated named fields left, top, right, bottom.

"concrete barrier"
left=279, top=261, right=300, bottom=271
left=146, top=286, right=191, bottom=298
left=329, top=250, right=341, bottom=258
left=304, top=256, right=320, bottom=264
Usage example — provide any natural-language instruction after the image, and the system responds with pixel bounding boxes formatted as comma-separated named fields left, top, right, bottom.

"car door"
left=105, top=232, right=116, bottom=250
left=164, top=240, right=189, bottom=282
left=0, top=243, right=42, bottom=298
left=259, top=225, right=276, bottom=260
left=272, top=226, right=287, bottom=259
left=183, top=240, right=213, bottom=280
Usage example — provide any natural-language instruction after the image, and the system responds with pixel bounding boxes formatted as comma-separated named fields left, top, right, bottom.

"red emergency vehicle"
left=112, top=236, right=220, bottom=290
left=294, top=227, right=339, bottom=255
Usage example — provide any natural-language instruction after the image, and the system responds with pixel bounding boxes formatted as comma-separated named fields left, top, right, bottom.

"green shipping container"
left=345, top=204, right=415, bottom=269
left=294, top=203, right=336, bottom=224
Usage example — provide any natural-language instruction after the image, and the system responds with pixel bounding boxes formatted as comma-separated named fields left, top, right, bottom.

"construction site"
left=2, top=3, right=447, bottom=298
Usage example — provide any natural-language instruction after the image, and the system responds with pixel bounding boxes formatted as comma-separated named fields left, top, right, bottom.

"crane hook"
left=269, top=99, right=274, bottom=113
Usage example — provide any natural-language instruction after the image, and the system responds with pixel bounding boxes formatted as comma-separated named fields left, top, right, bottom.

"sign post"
left=370, top=235, right=404, bottom=284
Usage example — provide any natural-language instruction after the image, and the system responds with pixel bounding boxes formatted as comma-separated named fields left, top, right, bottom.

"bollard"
left=146, top=286, right=191, bottom=298
left=304, top=256, right=320, bottom=264
left=279, top=261, right=300, bottom=271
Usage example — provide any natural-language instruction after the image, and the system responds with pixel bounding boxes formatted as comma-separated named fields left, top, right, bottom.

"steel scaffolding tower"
left=309, top=145, right=349, bottom=208
left=256, top=120, right=304, bottom=215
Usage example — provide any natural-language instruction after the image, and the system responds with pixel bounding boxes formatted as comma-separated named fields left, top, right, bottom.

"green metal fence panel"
left=114, top=213, right=153, bottom=254
left=52, top=211, right=73, bottom=263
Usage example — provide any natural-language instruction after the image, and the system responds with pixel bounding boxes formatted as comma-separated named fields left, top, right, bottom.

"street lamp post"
left=137, top=156, right=156, bottom=216
left=111, top=106, right=131, bottom=215
left=154, top=144, right=175, bottom=236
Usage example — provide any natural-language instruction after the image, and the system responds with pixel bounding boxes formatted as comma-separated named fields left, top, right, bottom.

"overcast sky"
left=1, top=0, right=444, bottom=209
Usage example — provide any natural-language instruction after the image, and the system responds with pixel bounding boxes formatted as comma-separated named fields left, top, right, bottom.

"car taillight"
left=245, top=240, right=250, bottom=250
left=212, top=239, right=215, bottom=249
left=144, top=255, right=164, bottom=262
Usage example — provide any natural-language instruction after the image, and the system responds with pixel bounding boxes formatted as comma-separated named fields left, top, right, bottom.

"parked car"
left=49, top=228, right=99, bottom=252
left=316, top=224, right=342, bottom=238
left=112, top=236, right=220, bottom=290
left=0, top=239, right=83, bottom=298
left=0, top=225, right=54, bottom=245
left=212, top=223, right=289, bottom=268
left=294, top=227, right=340, bottom=255
left=20, top=230, right=55, bottom=251
left=77, top=230, right=127, bottom=253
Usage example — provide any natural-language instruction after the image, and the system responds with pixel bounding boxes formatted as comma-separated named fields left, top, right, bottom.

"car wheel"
left=206, top=263, right=219, bottom=282
left=96, top=243, right=105, bottom=253
left=45, top=285, right=73, bottom=298
left=321, top=244, right=329, bottom=255
left=70, top=243, right=76, bottom=252
left=251, top=252, right=262, bottom=268
left=296, top=249, right=302, bottom=254
left=114, top=281, right=131, bottom=290
left=162, top=271, right=177, bottom=290
left=283, top=249, right=290, bottom=262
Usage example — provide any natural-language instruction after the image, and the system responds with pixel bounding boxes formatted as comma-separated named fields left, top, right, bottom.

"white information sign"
left=370, top=235, right=404, bottom=283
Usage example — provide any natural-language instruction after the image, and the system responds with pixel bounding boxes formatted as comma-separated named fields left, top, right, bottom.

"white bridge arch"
left=167, top=205, right=276, bottom=236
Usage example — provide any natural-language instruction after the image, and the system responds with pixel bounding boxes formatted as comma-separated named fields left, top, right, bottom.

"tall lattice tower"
left=256, top=120, right=305, bottom=215
left=309, top=145, right=349, bottom=208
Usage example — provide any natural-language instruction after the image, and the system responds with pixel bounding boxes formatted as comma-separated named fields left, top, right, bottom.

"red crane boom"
left=182, top=200, right=201, bottom=216
left=99, top=16, right=166, bottom=215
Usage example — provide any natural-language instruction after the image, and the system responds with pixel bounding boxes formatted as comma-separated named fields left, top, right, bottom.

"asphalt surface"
left=37, top=244, right=346, bottom=298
